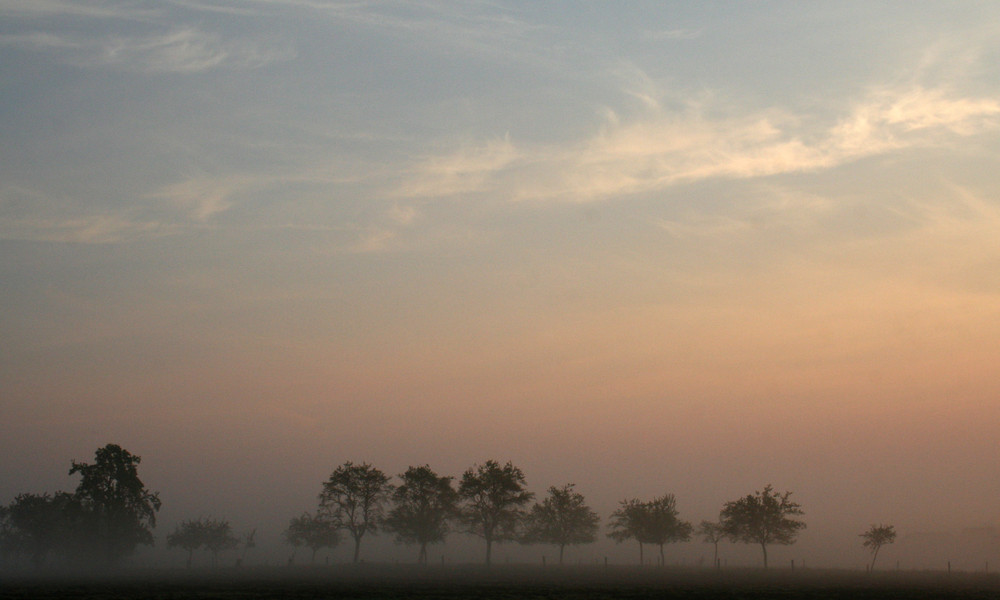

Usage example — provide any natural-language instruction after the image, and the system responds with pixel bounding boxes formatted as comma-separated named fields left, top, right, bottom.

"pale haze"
left=2, top=1, right=1000, bottom=569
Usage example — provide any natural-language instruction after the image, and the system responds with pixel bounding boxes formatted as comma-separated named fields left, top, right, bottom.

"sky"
left=2, top=0, right=1000, bottom=568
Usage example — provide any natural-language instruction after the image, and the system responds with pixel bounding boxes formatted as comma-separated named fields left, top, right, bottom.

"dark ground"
left=2, top=565, right=999, bottom=599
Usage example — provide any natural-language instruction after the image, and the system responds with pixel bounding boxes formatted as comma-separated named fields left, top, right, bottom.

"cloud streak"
left=395, top=84, right=1000, bottom=204
left=0, top=26, right=294, bottom=72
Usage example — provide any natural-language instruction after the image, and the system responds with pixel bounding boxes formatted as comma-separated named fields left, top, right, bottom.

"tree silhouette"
left=319, top=462, right=391, bottom=563
left=523, top=484, right=600, bottom=565
left=0, top=503, right=11, bottom=563
left=607, top=498, right=649, bottom=564
left=69, top=444, right=161, bottom=564
left=201, top=518, right=239, bottom=568
left=3, top=492, right=84, bottom=567
left=608, top=495, right=690, bottom=566
left=383, top=465, right=458, bottom=564
left=720, top=484, right=805, bottom=568
left=698, top=520, right=726, bottom=568
left=641, top=494, right=692, bottom=566
left=860, top=524, right=896, bottom=570
left=284, top=512, right=340, bottom=564
left=166, top=519, right=205, bottom=568
left=165, top=517, right=238, bottom=568
left=458, top=460, right=533, bottom=566
left=238, top=528, right=256, bottom=566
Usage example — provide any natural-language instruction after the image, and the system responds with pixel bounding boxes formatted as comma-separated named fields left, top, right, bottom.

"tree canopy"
left=523, top=484, right=600, bottom=564
left=319, top=461, right=391, bottom=563
left=458, top=460, right=533, bottom=566
left=608, top=494, right=691, bottom=566
left=284, top=512, right=341, bottom=564
left=720, top=484, right=805, bottom=568
left=383, top=465, right=458, bottom=564
left=69, top=443, right=162, bottom=565
left=166, top=517, right=238, bottom=568
left=860, top=524, right=896, bottom=570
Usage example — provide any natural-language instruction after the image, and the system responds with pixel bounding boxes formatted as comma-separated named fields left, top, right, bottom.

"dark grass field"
left=3, top=565, right=999, bottom=599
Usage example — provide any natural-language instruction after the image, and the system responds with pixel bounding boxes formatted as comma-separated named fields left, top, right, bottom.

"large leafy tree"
left=523, top=484, right=600, bottom=565
left=383, top=465, right=458, bottom=564
left=458, top=460, right=533, bottom=566
left=720, top=484, right=805, bottom=568
left=3, top=492, right=84, bottom=567
left=860, top=524, right=896, bottom=570
left=69, top=444, right=161, bottom=564
left=284, top=512, right=341, bottom=564
left=319, top=462, right=391, bottom=563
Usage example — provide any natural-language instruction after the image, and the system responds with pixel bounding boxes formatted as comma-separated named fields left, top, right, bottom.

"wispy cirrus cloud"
left=0, top=0, right=158, bottom=20
left=394, top=84, right=1000, bottom=204
left=394, top=136, right=519, bottom=199
left=0, top=26, right=294, bottom=72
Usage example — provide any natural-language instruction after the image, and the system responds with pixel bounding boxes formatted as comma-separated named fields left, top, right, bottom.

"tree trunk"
left=559, top=544, right=565, bottom=565
left=760, top=543, right=768, bottom=569
left=659, top=544, right=665, bottom=567
left=419, top=543, right=428, bottom=565
left=186, top=549, right=193, bottom=569
left=638, top=542, right=644, bottom=565
left=870, top=546, right=880, bottom=571
left=311, top=547, right=317, bottom=564
left=352, top=535, right=362, bottom=563
left=485, top=537, right=493, bottom=567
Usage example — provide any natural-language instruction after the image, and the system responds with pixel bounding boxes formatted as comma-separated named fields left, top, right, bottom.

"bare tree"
left=860, top=524, right=896, bottom=571
left=458, top=460, right=533, bottom=566
left=720, top=484, right=805, bottom=568
left=523, top=484, right=600, bottom=565
left=319, top=462, right=391, bottom=563
left=698, top=520, right=726, bottom=568
left=383, top=465, right=458, bottom=564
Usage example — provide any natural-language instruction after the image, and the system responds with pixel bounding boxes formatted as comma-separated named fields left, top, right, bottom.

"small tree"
left=698, top=520, right=726, bottom=568
left=720, top=484, right=805, bottom=568
left=642, top=494, right=692, bottom=566
left=69, top=444, right=161, bottom=564
left=523, top=484, right=600, bottom=565
left=319, top=462, right=391, bottom=563
left=608, top=498, right=650, bottom=565
left=201, top=518, right=238, bottom=568
left=166, top=519, right=205, bottom=568
left=458, top=460, right=533, bottom=566
left=860, top=524, right=896, bottom=570
left=238, top=529, right=256, bottom=566
left=383, top=465, right=459, bottom=564
left=284, top=513, right=341, bottom=564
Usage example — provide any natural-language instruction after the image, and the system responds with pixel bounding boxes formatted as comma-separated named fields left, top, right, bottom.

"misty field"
left=3, top=565, right=1000, bottom=599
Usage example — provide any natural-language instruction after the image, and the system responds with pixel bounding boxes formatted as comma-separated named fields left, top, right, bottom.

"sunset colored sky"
left=2, top=1, right=999, bottom=567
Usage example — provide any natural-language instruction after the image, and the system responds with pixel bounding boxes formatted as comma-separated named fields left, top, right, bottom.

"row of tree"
left=2, top=445, right=895, bottom=570
left=280, top=460, right=810, bottom=568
